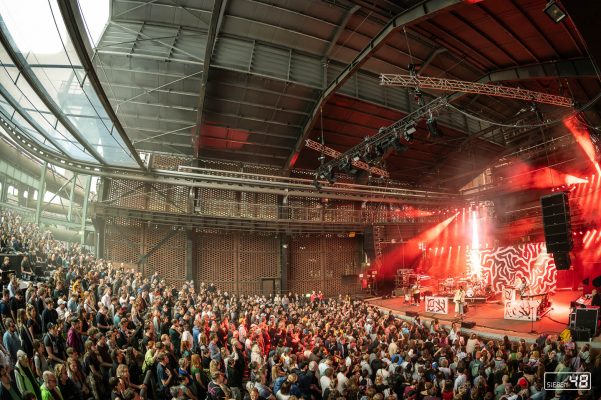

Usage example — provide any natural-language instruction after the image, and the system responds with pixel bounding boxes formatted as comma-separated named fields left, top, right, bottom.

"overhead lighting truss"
left=305, top=139, right=389, bottom=178
left=380, top=74, right=574, bottom=108
left=310, top=96, right=448, bottom=184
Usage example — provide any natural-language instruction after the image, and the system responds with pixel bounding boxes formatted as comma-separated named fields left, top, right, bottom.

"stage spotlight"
left=544, top=0, right=566, bottom=23
left=321, top=165, right=336, bottom=184
left=362, top=145, right=377, bottom=163
left=391, top=136, right=408, bottom=153
left=339, top=156, right=358, bottom=175
left=404, top=125, right=416, bottom=142
left=426, top=117, right=441, bottom=137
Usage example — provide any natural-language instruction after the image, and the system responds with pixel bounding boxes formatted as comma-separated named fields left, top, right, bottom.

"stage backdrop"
left=479, top=242, right=556, bottom=294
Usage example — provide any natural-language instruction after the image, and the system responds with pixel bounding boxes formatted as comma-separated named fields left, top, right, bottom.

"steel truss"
left=380, top=74, right=574, bottom=107
left=305, top=139, right=390, bottom=178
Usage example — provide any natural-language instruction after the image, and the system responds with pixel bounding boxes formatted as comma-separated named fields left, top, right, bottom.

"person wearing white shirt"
left=101, top=288, right=111, bottom=310
left=336, top=366, right=349, bottom=394
left=319, top=368, right=333, bottom=396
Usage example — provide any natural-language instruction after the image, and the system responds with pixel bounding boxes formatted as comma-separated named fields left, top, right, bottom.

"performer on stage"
left=516, top=277, right=528, bottom=299
left=412, top=281, right=421, bottom=305
left=453, top=286, right=466, bottom=316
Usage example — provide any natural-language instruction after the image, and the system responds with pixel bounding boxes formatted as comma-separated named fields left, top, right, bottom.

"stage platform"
left=365, top=289, right=601, bottom=348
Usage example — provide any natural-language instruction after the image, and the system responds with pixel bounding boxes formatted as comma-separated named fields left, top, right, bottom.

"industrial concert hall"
left=0, top=0, right=600, bottom=399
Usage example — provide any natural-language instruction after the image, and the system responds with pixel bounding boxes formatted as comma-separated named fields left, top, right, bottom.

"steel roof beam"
left=323, top=5, right=361, bottom=60
left=285, top=0, right=463, bottom=170
left=193, top=0, right=227, bottom=157
left=60, top=0, right=147, bottom=170
left=0, top=25, right=107, bottom=166
left=0, top=86, right=68, bottom=157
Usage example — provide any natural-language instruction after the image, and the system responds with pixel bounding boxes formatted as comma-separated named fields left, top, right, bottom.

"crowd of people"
left=0, top=207, right=599, bottom=400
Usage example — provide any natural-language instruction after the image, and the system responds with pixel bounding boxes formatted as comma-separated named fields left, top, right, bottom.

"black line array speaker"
left=553, top=252, right=571, bottom=271
left=541, top=193, right=573, bottom=254
left=364, top=227, right=376, bottom=260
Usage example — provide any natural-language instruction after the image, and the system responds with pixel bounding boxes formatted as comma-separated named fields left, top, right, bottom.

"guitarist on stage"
left=453, top=286, right=466, bottom=317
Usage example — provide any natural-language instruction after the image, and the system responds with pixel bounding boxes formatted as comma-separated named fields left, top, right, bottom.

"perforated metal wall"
left=197, top=188, right=238, bottom=217
left=240, top=192, right=278, bottom=220
left=288, top=235, right=361, bottom=297
left=195, top=232, right=237, bottom=293
left=288, top=198, right=322, bottom=221
left=148, top=183, right=189, bottom=213
left=238, top=234, right=279, bottom=294
left=104, top=217, right=142, bottom=265
left=152, top=154, right=194, bottom=170
left=106, top=179, right=147, bottom=209
left=145, top=226, right=187, bottom=286
left=194, top=232, right=279, bottom=294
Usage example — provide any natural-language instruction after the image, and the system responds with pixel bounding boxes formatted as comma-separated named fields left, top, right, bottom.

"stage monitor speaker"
left=461, top=321, right=477, bottom=329
left=571, top=327, right=591, bottom=342
left=541, top=193, right=573, bottom=253
left=575, top=308, right=598, bottom=336
left=405, top=310, right=419, bottom=317
left=553, top=252, right=571, bottom=270
left=593, top=275, right=601, bottom=287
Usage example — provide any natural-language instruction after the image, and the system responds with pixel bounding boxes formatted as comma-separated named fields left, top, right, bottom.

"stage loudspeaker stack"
left=541, top=193, right=573, bottom=254
left=363, top=227, right=376, bottom=261
left=575, top=308, right=599, bottom=336
left=553, top=252, right=571, bottom=271
left=405, top=310, right=419, bottom=317
left=461, top=321, right=477, bottom=329
left=571, top=327, right=591, bottom=342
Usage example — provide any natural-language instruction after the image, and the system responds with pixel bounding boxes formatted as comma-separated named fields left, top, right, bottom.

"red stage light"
left=564, top=115, right=601, bottom=175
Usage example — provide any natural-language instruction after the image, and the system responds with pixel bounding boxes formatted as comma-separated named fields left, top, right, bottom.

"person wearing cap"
left=14, top=349, right=41, bottom=399
left=56, top=299, right=67, bottom=320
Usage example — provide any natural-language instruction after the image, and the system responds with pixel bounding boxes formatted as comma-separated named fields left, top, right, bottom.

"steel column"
left=80, top=175, right=91, bottom=245
left=186, top=230, right=194, bottom=282
left=67, top=173, right=77, bottom=223
left=35, top=162, right=47, bottom=225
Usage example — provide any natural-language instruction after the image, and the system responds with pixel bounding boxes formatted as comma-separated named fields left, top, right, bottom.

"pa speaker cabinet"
left=541, top=193, right=573, bottom=253
left=575, top=308, right=598, bottom=336
left=553, top=252, right=571, bottom=271
left=571, top=327, right=591, bottom=342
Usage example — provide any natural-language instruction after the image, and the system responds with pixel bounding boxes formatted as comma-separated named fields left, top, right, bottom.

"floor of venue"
left=365, top=289, right=601, bottom=345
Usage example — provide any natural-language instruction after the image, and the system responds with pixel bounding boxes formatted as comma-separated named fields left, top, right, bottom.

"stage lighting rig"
left=339, top=156, right=358, bottom=174
left=319, top=164, right=336, bottom=184
left=391, top=135, right=408, bottom=153
left=313, top=96, right=447, bottom=182
left=426, top=117, right=440, bottom=137
left=404, top=125, right=416, bottom=142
